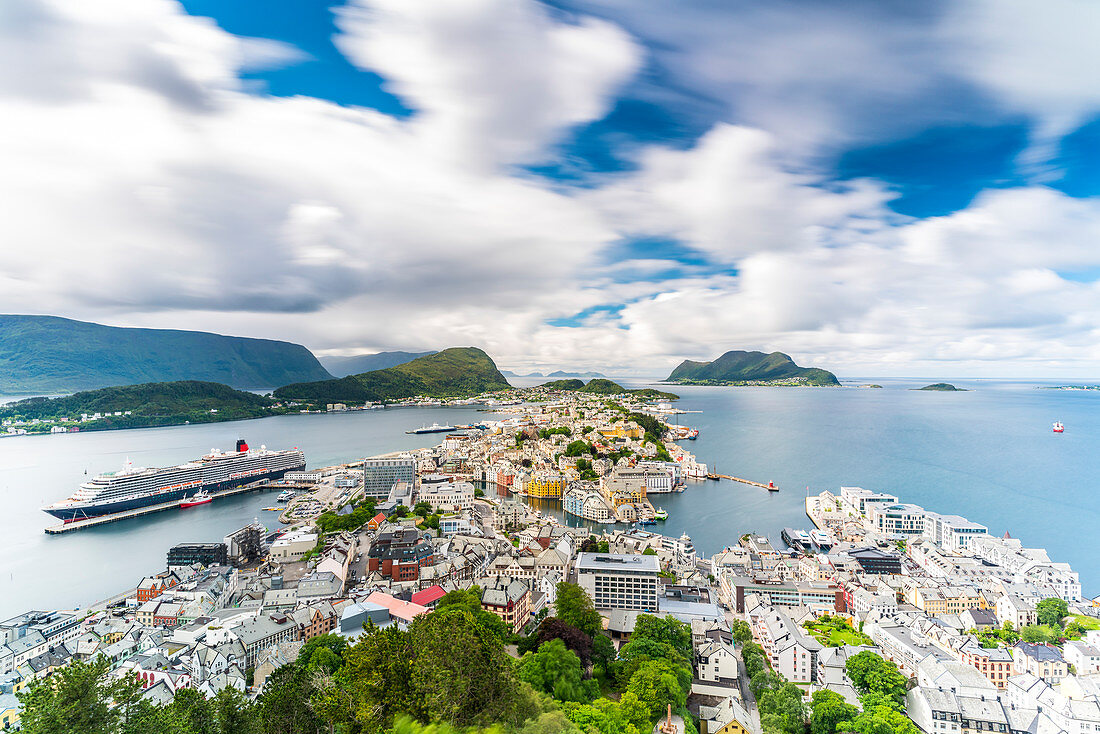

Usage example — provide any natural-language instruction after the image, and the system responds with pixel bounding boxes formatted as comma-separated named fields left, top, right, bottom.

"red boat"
left=180, top=491, right=212, bottom=508
left=1053, top=422, right=1065, bottom=433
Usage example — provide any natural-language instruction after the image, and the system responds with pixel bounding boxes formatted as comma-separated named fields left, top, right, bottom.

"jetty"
left=44, top=481, right=280, bottom=535
left=707, top=472, right=779, bottom=491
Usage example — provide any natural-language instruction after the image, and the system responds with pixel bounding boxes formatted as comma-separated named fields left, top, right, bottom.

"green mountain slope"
left=320, top=350, right=436, bottom=378
left=0, top=315, right=332, bottom=393
left=274, top=347, right=512, bottom=403
left=666, top=350, right=840, bottom=386
left=539, top=378, right=679, bottom=400
left=0, top=380, right=277, bottom=430
left=916, top=383, right=964, bottom=391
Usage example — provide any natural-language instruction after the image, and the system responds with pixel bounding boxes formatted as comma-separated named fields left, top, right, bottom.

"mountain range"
left=273, top=347, right=512, bottom=403
left=666, top=350, right=840, bottom=386
left=501, top=369, right=608, bottom=379
left=319, top=351, right=436, bottom=377
left=0, top=315, right=332, bottom=394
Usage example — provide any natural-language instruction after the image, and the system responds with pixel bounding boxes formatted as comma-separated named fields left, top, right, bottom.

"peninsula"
left=665, top=349, right=841, bottom=386
left=273, top=347, right=513, bottom=404
left=0, top=314, right=331, bottom=393
left=540, top=378, right=679, bottom=400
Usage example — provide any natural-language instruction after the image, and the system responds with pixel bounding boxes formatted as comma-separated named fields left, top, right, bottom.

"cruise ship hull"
left=44, top=465, right=304, bottom=522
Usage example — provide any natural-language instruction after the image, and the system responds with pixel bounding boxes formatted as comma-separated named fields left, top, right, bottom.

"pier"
left=44, top=481, right=280, bottom=535
left=707, top=472, right=779, bottom=491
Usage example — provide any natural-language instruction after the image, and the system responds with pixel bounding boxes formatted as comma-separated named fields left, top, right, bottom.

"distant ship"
left=1053, top=421, right=1065, bottom=433
left=405, top=423, right=457, bottom=434
left=43, top=439, right=305, bottom=522
left=179, top=490, right=212, bottom=509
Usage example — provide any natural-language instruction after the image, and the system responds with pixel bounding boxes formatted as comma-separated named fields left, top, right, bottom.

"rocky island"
left=665, top=350, right=840, bottom=386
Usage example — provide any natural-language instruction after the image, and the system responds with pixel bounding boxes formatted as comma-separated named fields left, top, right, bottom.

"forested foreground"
left=16, top=584, right=699, bottom=734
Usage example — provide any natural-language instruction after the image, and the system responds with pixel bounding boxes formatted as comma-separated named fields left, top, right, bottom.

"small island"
left=858, top=384, right=884, bottom=389
left=665, top=350, right=840, bottom=387
left=914, top=383, right=967, bottom=391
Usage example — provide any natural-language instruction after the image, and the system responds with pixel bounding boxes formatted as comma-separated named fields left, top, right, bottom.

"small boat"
left=685, top=428, right=698, bottom=440
left=179, top=491, right=212, bottom=509
left=653, top=508, right=668, bottom=521
left=1053, top=421, right=1065, bottom=433
left=276, top=490, right=295, bottom=503
left=638, top=518, right=657, bottom=526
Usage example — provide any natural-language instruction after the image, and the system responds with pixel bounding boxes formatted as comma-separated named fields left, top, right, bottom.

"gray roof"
left=577, top=552, right=659, bottom=573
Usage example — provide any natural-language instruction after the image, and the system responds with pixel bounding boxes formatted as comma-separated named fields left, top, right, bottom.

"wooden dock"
left=44, top=481, right=280, bottom=534
left=707, top=473, right=779, bottom=491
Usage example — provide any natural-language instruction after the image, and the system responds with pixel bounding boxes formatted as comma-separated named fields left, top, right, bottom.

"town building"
left=577, top=553, right=660, bottom=611
left=362, top=457, right=417, bottom=499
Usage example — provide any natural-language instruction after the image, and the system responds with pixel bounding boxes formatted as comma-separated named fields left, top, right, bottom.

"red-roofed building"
left=367, top=512, right=387, bottom=531
left=364, top=591, right=429, bottom=628
left=410, top=585, right=447, bottom=609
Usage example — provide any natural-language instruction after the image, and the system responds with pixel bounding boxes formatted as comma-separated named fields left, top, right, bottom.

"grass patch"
left=803, top=616, right=873, bottom=647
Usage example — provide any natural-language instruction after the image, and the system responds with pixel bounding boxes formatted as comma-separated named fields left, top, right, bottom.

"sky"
left=3, top=0, right=1100, bottom=378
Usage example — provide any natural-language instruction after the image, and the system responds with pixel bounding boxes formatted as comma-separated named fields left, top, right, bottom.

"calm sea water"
left=1, top=380, right=1097, bottom=618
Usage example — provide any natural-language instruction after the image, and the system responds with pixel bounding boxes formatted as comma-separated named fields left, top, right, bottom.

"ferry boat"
left=1053, top=421, right=1065, bottom=433
left=43, top=440, right=305, bottom=522
left=653, top=508, right=668, bottom=521
left=782, top=527, right=812, bottom=550
left=809, top=529, right=833, bottom=551
left=405, top=423, right=457, bottom=435
left=179, top=491, right=212, bottom=509
left=276, top=490, right=296, bottom=503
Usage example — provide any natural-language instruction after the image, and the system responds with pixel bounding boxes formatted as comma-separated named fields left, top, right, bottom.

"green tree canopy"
left=811, top=690, right=860, bottom=734
left=518, top=639, right=596, bottom=703
left=1037, top=598, right=1070, bottom=628
left=845, top=651, right=908, bottom=705
left=555, top=582, right=602, bottom=638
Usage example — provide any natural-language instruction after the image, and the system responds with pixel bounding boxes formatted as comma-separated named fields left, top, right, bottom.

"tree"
left=18, top=656, right=142, bottom=734
left=758, top=682, right=808, bottom=734
left=518, top=640, right=595, bottom=702
left=845, top=651, right=908, bottom=705
left=437, top=587, right=510, bottom=642
left=555, top=582, right=602, bottom=638
left=626, top=660, right=687, bottom=721
left=1020, top=624, right=1062, bottom=643
left=617, top=637, right=691, bottom=688
left=730, top=619, right=753, bottom=645
left=414, top=501, right=433, bottom=517
left=811, top=690, right=860, bottom=734
left=406, top=608, right=525, bottom=727
left=1037, top=598, right=1070, bottom=628
left=523, top=618, right=594, bottom=667
left=839, top=695, right=921, bottom=734
left=632, top=615, right=691, bottom=658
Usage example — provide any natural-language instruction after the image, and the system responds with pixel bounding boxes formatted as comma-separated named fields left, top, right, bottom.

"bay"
left=1, top=379, right=1098, bottom=619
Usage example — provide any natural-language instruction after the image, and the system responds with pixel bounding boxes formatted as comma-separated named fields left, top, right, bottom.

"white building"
left=270, top=530, right=318, bottom=563
left=576, top=553, right=660, bottom=611
left=418, top=480, right=475, bottom=512
left=867, top=503, right=927, bottom=537
left=1064, top=641, right=1100, bottom=676
left=922, top=512, right=988, bottom=553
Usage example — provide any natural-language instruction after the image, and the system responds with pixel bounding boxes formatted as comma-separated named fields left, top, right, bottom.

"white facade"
left=418, top=480, right=475, bottom=511
left=922, top=512, right=988, bottom=552
left=576, top=553, right=659, bottom=611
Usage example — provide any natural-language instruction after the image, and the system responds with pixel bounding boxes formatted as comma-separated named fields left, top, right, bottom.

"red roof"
left=411, top=585, right=446, bottom=606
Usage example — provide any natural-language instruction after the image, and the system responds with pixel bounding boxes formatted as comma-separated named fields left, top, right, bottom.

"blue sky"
left=3, top=0, right=1100, bottom=376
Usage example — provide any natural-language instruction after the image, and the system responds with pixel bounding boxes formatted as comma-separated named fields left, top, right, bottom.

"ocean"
left=0, top=379, right=1096, bottom=618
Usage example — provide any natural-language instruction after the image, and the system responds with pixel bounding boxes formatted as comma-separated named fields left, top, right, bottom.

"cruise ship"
left=42, top=440, right=305, bottom=522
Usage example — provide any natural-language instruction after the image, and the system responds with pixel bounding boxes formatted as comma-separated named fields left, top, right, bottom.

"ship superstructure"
left=43, top=440, right=305, bottom=522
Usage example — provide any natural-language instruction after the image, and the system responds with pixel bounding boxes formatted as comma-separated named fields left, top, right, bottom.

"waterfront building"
left=285, top=471, right=322, bottom=483
left=839, top=487, right=899, bottom=517
left=524, top=472, right=566, bottom=499
left=577, top=553, right=660, bottom=611
left=362, top=457, right=416, bottom=500
left=922, top=512, right=989, bottom=553
left=967, top=536, right=1082, bottom=601
left=563, top=487, right=615, bottom=523
left=167, top=542, right=228, bottom=571
left=867, top=502, right=927, bottom=537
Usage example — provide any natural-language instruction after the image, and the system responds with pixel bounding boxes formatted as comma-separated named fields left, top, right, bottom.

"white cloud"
left=333, top=0, right=641, bottom=168
left=6, top=0, right=1100, bottom=380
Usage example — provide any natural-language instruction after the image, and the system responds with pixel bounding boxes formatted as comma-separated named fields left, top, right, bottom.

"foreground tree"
left=810, top=690, right=860, bottom=734
left=845, top=651, right=908, bottom=705
left=518, top=639, right=595, bottom=702
left=18, top=657, right=142, bottom=734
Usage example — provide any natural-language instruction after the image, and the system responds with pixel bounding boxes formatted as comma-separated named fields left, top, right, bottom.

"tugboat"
left=1053, top=421, right=1065, bottom=433
left=179, top=490, right=212, bottom=509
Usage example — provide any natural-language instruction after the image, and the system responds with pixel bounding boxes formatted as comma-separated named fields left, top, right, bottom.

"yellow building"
left=526, top=474, right=566, bottom=499
left=701, top=696, right=756, bottom=734
left=598, top=424, right=644, bottom=440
